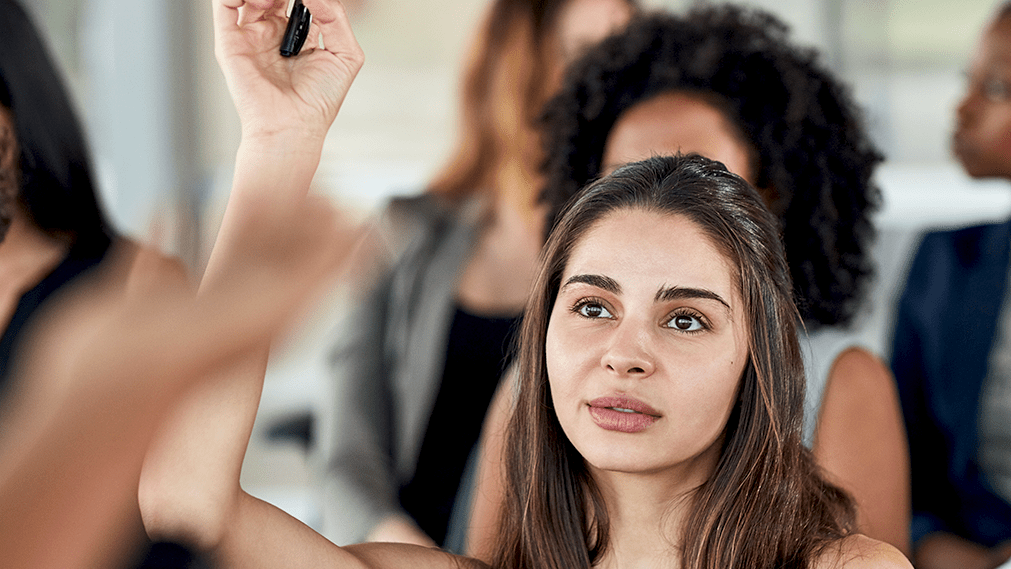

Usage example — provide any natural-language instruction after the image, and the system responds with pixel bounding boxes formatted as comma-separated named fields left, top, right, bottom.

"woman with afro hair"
left=467, top=4, right=910, bottom=559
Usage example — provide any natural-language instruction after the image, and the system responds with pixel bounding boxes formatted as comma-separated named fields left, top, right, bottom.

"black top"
left=0, top=241, right=111, bottom=396
left=399, top=305, right=519, bottom=546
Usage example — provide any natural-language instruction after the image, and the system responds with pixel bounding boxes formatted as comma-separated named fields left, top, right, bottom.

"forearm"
left=232, top=132, right=325, bottom=210
left=217, top=493, right=481, bottom=569
left=210, top=490, right=370, bottom=569
left=203, top=132, right=327, bottom=291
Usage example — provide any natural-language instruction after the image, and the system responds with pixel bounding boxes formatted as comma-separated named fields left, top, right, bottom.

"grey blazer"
left=318, top=193, right=486, bottom=545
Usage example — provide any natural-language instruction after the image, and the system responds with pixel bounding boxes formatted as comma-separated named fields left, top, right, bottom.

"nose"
left=957, top=90, right=979, bottom=127
left=601, top=321, right=656, bottom=377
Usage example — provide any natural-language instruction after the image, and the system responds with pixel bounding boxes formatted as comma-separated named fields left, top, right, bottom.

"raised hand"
left=213, top=0, right=364, bottom=142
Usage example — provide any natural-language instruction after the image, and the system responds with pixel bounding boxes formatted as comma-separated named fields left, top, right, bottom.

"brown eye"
left=576, top=301, right=612, bottom=319
left=665, top=312, right=704, bottom=332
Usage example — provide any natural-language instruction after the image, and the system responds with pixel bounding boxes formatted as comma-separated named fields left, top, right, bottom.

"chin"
left=576, top=442, right=662, bottom=473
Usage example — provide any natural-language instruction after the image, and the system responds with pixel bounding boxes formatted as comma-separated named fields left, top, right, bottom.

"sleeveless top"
left=800, top=325, right=863, bottom=447
left=399, top=305, right=519, bottom=546
left=0, top=242, right=110, bottom=396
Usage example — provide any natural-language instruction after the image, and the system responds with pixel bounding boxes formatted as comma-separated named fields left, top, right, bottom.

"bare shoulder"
left=819, top=346, right=900, bottom=426
left=344, top=542, right=491, bottom=569
left=829, top=347, right=890, bottom=386
left=814, top=535, right=912, bottom=569
left=109, top=239, right=191, bottom=286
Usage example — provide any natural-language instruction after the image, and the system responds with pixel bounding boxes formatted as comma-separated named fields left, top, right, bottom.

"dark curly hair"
left=539, top=5, right=883, bottom=327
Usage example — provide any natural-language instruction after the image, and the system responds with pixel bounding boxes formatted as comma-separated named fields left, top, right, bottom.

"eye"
left=573, top=299, right=613, bottom=319
left=664, top=310, right=706, bottom=333
left=982, top=76, right=1011, bottom=102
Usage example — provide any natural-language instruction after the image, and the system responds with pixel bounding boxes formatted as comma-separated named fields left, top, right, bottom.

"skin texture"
left=547, top=209, right=747, bottom=482
left=954, top=15, right=1011, bottom=180
left=547, top=209, right=749, bottom=568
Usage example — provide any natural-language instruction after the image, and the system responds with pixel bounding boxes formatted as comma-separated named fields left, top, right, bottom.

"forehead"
left=564, top=208, right=738, bottom=298
left=601, top=91, right=756, bottom=184
left=976, top=16, right=1011, bottom=69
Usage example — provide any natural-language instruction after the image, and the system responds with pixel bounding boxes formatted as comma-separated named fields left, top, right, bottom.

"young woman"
left=319, top=0, right=634, bottom=549
left=140, top=4, right=910, bottom=567
left=468, top=6, right=909, bottom=557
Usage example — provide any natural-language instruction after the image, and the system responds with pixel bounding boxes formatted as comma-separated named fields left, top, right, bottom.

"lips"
left=587, top=396, right=661, bottom=433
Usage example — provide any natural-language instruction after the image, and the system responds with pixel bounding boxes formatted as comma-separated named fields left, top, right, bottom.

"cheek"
left=996, top=129, right=1011, bottom=156
left=682, top=341, right=746, bottom=416
left=690, top=358, right=744, bottom=414
left=545, top=314, right=577, bottom=406
left=976, top=108, right=1011, bottom=152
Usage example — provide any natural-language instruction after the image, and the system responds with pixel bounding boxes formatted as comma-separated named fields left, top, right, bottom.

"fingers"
left=236, top=0, right=287, bottom=27
left=305, top=0, right=363, bottom=65
left=211, top=0, right=241, bottom=41
left=211, top=0, right=284, bottom=39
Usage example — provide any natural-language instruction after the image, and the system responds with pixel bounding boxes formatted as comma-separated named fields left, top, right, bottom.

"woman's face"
left=601, top=91, right=757, bottom=186
left=554, top=0, right=633, bottom=65
left=954, top=15, right=1011, bottom=179
left=546, top=208, right=748, bottom=484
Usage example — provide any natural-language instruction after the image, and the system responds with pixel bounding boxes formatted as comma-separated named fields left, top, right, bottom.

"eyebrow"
left=562, top=275, right=732, bottom=312
left=655, top=286, right=732, bottom=312
left=563, top=274, right=621, bottom=294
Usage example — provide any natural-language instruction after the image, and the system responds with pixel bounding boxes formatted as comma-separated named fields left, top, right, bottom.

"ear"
left=0, top=107, right=19, bottom=242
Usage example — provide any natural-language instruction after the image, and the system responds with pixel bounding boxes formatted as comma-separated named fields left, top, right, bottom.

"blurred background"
left=23, top=0, right=1011, bottom=528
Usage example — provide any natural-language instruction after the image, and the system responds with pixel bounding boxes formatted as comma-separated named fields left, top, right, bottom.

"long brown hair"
left=492, top=154, right=855, bottom=569
left=427, top=0, right=632, bottom=210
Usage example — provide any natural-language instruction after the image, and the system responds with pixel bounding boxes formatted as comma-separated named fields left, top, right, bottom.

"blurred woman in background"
left=0, top=0, right=119, bottom=388
left=891, top=3, right=1011, bottom=566
left=318, top=0, right=635, bottom=550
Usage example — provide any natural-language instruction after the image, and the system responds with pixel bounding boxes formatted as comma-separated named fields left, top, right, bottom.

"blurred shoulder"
left=384, top=193, right=486, bottom=233
left=814, top=534, right=912, bottom=569
left=106, top=239, right=192, bottom=286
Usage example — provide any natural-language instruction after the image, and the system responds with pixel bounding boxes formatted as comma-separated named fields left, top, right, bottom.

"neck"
left=493, top=153, right=544, bottom=223
left=0, top=213, right=68, bottom=293
left=590, top=458, right=720, bottom=569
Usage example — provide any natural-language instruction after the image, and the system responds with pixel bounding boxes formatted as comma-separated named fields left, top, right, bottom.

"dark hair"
left=492, top=154, right=854, bottom=569
left=540, top=5, right=882, bottom=327
left=427, top=0, right=637, bottom=203
left=0, top=0, right=114, bottom=252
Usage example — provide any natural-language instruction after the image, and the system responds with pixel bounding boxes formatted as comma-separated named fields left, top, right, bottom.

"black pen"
left=280, top=0, right=312, bottom=57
